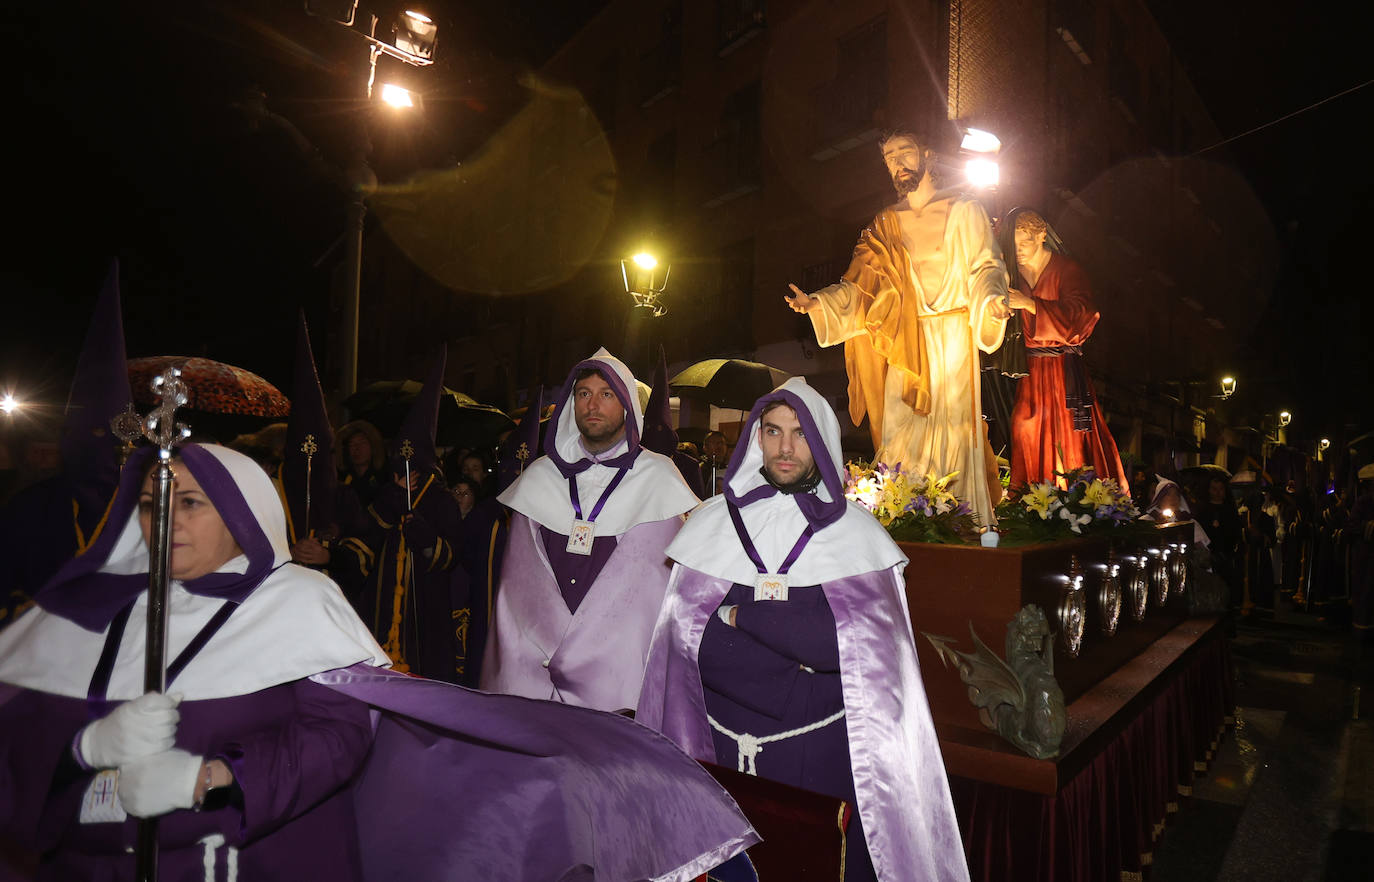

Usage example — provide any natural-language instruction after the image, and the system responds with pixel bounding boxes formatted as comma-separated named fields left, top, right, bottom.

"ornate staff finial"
left=110, top=402, right=144, bottom=467
left=399, top=439, right=415, bottom=511
left=400, top=439, right=415, bottom=460
left=142, top=367, right=191, bottom=453
left=301, top=433, right=319, bottom=539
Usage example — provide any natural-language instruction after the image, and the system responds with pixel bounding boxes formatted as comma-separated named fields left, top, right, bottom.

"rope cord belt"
left=707, top=709, right=846, bottom=776
left=199, top=833, right=238, bottom=882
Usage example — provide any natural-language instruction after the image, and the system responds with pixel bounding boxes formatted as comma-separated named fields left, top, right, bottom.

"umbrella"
left=669, top=358, right=792, bottom=411
left=345, top=380, right=514, bottom=449
left=128, top=356, right=290, bottom=417
left=1181, top=463, right=1231, bottom=481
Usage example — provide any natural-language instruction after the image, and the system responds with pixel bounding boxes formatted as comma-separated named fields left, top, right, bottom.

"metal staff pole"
left=135, top=368, right=190, bottom=882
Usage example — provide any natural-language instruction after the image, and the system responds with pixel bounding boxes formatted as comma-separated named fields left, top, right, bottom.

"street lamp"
left=622, top=251, right=670, bottom=318
left=1219, top=375, right=1236, bottom=399
left=1279, top=410, right=1291, bottom=427
left=0, top=393, right=20, bottom=415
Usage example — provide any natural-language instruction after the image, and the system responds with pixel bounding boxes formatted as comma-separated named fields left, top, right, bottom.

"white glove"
left=78, top=692, right=181, bottom=769
left=117, top=748, right=203, bottom=818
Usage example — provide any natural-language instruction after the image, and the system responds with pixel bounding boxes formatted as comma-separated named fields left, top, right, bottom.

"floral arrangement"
left=843, top=461, right=980, bottom=544
left=994, top=467, right=1147, bottom=543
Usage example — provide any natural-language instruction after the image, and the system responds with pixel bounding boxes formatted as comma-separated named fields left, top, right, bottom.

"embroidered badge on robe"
left=566, top=519, right=596, bottom=555
left=754, top=573, right=789, bottom=602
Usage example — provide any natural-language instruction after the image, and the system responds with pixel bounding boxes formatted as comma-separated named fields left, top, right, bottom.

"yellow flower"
left=1081, top=479, right=1115, bottom=510
left=1022, top=483, right=1060, bottom=520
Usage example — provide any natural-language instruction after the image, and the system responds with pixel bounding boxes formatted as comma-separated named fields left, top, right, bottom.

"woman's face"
left=138, top=463, right=243, bottom=581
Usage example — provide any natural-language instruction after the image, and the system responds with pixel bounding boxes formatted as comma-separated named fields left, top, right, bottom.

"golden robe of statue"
left=807, top=191, right=1009, bottom=525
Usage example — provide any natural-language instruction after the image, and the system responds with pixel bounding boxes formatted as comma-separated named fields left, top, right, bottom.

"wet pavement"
left=1150, top=602, right=1374, bottom=881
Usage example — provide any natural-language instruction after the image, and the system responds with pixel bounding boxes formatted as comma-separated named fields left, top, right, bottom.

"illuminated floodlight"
left=380, top=83, right=416, bottom=108
left=0, top=394, right=20, bottom=415
left=966, top=158, right=1000, bottom=188
left=393, top=9, right=439, bottom=61
left=960, top=127, right=1002, bottom=154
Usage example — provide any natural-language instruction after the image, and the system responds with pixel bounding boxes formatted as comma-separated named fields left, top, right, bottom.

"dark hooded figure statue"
left=356, top=346, right=471, bottom=683
left=0, top=261, right=132, bottom=631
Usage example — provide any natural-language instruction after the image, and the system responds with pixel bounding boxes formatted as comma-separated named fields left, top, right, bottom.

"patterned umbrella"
left=669, top=358, right=792, bottom=411
left=127, top=356, right=290, bottom=417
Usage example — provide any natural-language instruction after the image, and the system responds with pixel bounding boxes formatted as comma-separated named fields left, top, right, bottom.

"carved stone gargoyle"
left=924, top=605, right=1067, bottom=760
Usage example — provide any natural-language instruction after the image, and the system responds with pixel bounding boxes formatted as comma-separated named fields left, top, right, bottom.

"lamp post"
left=1219, top=375, right=1236, bottom=399
left=307, top=4, right=437, bottom=397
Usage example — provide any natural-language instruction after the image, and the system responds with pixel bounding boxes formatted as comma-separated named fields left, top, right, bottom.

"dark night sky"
left=2, top=1, right=1370, bottom=440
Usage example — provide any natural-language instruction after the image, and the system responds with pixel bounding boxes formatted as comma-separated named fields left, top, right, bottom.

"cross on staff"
left=301, top=434, right=319, bottom=537
left=400, top=440, right=415, bottom=510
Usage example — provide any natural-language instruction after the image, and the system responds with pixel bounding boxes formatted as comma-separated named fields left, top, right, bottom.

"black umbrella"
left=669, top=358, right=792, bottom=411
left=345, top=380, right=514, bottom=449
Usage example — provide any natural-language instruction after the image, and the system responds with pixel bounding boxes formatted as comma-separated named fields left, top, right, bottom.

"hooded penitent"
left=360, top=344, right=470, bottom=681
left=642, top=346, right=706, bottom=498
left=638, top=377, right=971, bottom=882
left=0, top=261, right=134, bottom=631
left=279, top=310, right=340, bottom=544
left=496, top=386, right=544, bottom=495
left=483, top=348, right=698, bottom=711
left=0, top=443, right=757, bottom=881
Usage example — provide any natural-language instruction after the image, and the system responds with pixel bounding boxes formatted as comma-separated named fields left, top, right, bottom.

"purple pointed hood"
left=281, top=310, right=337, bottom=540
left=640, top=346, right=678, bottom=458
left=498, top=386, right=544, bottom=494
left=61, top=260, right=133, bottom=517
left=389, top=345, right=445, bottom=478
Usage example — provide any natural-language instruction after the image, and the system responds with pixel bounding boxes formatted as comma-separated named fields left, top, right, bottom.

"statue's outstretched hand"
left=786, top=283, right=817, bottom=314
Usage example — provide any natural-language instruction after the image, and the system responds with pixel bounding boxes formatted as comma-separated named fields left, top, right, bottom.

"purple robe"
left=481, top=513, right=680, bottom=711
left=701, top=582, right=878, bottom=881
left=638, top=564, right=970, bottom=882
left=2, top=679, right=371, bottom=881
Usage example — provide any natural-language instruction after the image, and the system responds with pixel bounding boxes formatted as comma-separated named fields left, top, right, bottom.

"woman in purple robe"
left=0, top=443, right=759, bottom=882
left=0, top=443, right=390, bottom=880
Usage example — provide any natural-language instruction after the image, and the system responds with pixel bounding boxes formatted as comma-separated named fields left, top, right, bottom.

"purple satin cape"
left=481, top=512, right=680, bottom=711
left=313, top=664, right=756, bottom=881
left=637, top=565, right=971, bottom=882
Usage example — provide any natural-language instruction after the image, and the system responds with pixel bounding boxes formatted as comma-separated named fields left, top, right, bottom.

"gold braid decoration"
left=381, top=531, right=411, bottom=673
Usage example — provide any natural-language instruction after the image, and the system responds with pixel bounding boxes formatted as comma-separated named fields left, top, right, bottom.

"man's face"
left=573, top=372, right=627, bottom=449
left=347, top=433, right=372, bottom=469
left=882, top=136, right=927, bottom=196
left=1013, top=227, right=1048, bottom=268
left=704, top=434, right=728, bottom=459
left=758, top=404, right=816, bottom=488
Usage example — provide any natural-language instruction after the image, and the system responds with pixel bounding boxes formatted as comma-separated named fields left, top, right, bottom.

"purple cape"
left=481, top=512, right=680, bottom=711
left=637, top=564, right=971, bottom=882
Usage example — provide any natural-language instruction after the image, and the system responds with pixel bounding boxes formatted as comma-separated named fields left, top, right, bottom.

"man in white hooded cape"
left=481, top=348, right=699, bottom=712
left=637, top=377, right=969, bottom=882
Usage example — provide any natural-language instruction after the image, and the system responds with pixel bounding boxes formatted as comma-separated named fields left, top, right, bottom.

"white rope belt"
left=707, top=708, right=846, bottom=776
left=199, top=833, right=239, bottom=882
